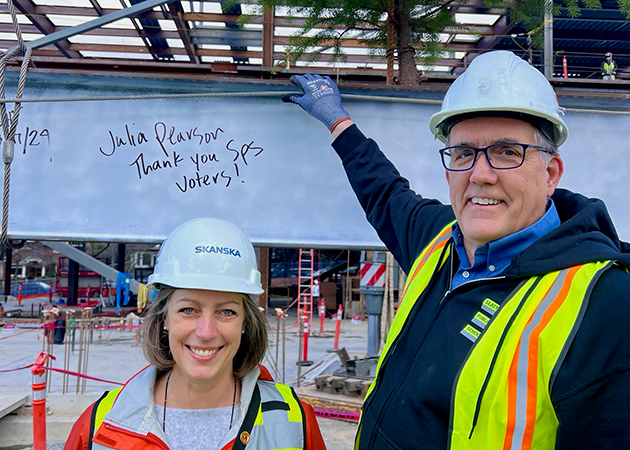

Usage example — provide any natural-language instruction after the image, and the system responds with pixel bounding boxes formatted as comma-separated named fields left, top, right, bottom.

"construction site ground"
left=0, top=295, right=370, bottom=450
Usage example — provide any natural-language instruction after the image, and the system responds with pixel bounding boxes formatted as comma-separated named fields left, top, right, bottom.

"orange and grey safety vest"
left=363, top=222, right=613, bottom=449
left=90, top=380, right=307, bottom=450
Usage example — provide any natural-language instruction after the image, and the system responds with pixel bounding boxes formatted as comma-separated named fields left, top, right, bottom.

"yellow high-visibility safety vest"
left=362, top=222, right=613, bottom=450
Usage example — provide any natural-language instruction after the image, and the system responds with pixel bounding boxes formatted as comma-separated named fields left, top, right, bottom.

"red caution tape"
left=0, top=325, right=43, bottom=341
left=0, top=363, right=36, bottom=372
left=313, top=408, right=360, bottom=422
left=41, top=366, right=123, bottom=386
left=0, top=362, right=123, bottom=385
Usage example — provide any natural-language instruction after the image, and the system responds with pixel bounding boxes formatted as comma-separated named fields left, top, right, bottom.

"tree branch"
left=416, top=0, right=460, bottom=20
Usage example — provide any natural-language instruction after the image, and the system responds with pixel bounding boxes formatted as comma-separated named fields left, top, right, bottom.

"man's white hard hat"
left=148, top=218, right=263, bottom=295
left=429, top=50, right=569, bottom=146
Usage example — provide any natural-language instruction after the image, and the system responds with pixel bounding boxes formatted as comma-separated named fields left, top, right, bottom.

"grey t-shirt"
left=154, top=403, right=241, bottom=450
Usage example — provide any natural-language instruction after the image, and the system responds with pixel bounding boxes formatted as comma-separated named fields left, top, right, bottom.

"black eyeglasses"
left=439, top=143, right=552, bottom=171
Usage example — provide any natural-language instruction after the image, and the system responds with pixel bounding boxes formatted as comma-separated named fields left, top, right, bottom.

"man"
left=284, top=51, right=630, bottom=449
left=601, top=52, right=617, bottom=80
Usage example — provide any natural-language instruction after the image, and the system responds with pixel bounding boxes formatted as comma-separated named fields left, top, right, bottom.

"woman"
left=65, top=218, right=327, bottom=450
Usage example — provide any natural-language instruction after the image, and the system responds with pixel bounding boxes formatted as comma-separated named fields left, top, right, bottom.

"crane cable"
left=0, top=0, right=33, bottom=250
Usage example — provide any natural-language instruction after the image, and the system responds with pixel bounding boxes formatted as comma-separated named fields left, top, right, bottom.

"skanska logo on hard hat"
left=195, top=245, right=242, bottom=257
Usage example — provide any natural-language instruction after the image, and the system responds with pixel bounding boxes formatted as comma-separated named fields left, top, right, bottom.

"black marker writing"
left=190, top=152, right=220, bottom=171
left=154, top=122, right=224, bottom=156
left=99, top=124, right=149, bottom=156
left=226, top=139, right=264, bottom=165
left=130, top=150, right=183, bottom=180
left=175, top=170, right=232, bottom=192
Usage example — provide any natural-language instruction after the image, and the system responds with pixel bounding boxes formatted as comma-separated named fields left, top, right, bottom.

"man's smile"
left=470, top=197, right=502, bottom=206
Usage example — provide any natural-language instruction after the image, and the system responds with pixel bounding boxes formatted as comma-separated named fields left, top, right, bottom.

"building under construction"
left=0, top=0, right=629, bottom=448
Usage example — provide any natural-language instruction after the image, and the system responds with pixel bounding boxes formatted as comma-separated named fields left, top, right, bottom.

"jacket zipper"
left=365, top=244, right=455, bottom=445
left=367, top=248, right=512, bottom=446
left=364, top=241, right=455, bottom=418
left=454, top=276, right=536, bottom=438
left=102, top=422, right=170, bottom=450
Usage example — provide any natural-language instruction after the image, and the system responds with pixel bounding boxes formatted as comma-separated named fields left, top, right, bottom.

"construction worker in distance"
left=283, top=51, right=630, bottom=449
left=64, top=218, right=326, bottom=450
left=601, top=52, right=617, bottom=80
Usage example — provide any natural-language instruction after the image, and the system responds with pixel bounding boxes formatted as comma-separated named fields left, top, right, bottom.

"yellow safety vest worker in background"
left=363, top=222, right=613, bottom=450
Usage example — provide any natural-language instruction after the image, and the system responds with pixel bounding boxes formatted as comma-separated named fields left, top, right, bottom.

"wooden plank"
left=0, top=394, right=28, bottom=420
left=295, top=385, right=363, bottom=413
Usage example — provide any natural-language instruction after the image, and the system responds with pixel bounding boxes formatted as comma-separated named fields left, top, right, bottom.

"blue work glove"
left=283, top=74, right=350, bottom=131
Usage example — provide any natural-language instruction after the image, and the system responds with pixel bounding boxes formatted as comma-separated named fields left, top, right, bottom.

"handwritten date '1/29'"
left=0, top=127, right=51, bottom=154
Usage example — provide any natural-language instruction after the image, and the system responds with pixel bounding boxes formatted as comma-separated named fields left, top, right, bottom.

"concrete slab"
left=0, top=395, right=28, bottom=420
left=0, top=412, right=76, bottom=449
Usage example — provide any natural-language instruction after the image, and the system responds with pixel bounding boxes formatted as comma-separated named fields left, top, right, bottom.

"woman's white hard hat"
left=429, top=50, right=569, bottom=146
left=147, top=218, right=263, bottom=295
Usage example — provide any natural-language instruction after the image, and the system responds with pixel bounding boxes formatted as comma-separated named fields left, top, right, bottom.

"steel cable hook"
left=0, top=0, right=34, bottom=249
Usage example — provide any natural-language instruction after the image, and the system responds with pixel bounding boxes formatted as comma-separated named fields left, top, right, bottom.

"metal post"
left=345, top=250, right=351, bottom=320
left=4, top=247, right=11, bottom=296
left=67, top=259, right=79, bottom=306
left=82, top=308, right=92, bottom=393
left=117, top=243, right=126, bottom=273
left=44, top=314, right=54, bottom=393
left=296, top=314, right=303, bottom=388
left=368, top=315, right=381, bottom=357
left=63, top=310, right=71, bottom=394
left=275, top=313, right=281, bottom=378
left=76, top=311, right=86, bottom=394
left=282, top=313, right=286, bottom=384
left=543, top=4, right=553, bottom=78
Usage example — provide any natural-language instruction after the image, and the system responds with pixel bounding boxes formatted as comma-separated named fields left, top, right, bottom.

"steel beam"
left=13, top=0, right=81, bottom=58
left=189, top=27, right=262, bottom=47
left=27, top=0, right=177, bottom=50
left=165, top=1, right=200, bottom=64
left=42, top=241, right=143, bottom=295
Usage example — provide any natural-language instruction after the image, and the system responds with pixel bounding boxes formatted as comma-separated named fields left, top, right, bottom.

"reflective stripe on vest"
left=234, top=381, right=306, bottom=450
left=89, top=388, right=122, bottom=450
left=91, top=381, right=306, bottom=450
left=363, top=222, right=455, bottom=402
left=449, top=260, right=612, bottom=450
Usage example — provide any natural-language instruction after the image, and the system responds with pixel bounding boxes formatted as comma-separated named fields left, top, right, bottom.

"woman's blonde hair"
left=142, top=287, right=268, bottom=379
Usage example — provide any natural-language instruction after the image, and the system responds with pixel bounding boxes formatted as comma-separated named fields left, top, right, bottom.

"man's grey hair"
left=533, top=127, right=559, bottom=167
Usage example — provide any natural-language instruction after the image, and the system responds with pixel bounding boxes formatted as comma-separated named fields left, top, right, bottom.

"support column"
left=67, top=259, right=79, bottom=306
left=117, top=244, right=126, bottom=273
left=258, top=247, right=269, bottom=309
left=4, top=248, right=12, bottom=295
left=262, top=8, right=274, bottom=69
left=543, top=5, right=553, bottom=78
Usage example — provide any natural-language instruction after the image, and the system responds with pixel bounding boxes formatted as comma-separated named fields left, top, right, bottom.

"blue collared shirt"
left=451, top=200, right=561, bottom=289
